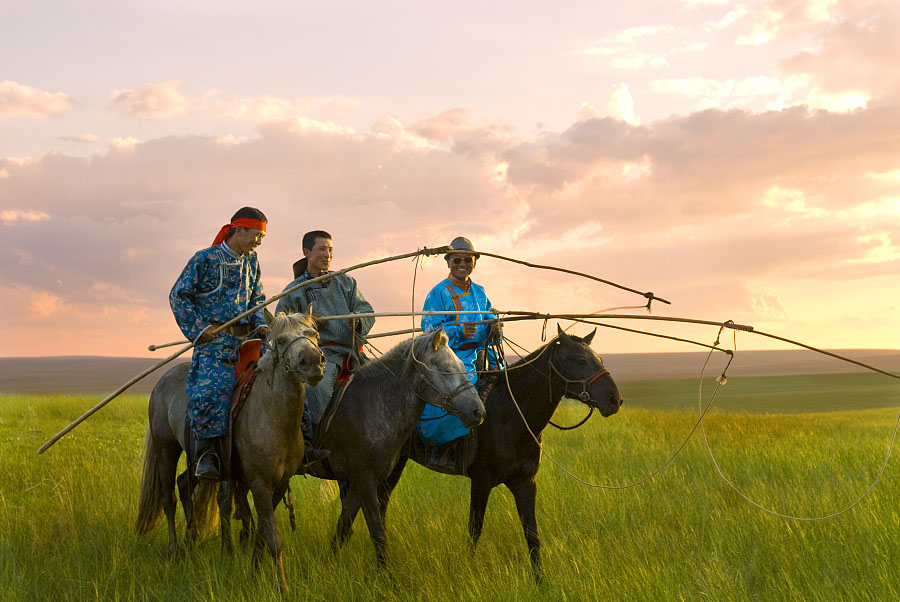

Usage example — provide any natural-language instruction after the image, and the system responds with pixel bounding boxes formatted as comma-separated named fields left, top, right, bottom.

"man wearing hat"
left=276, top=230, right=375, bottom=446
left=170, top=207, right=270, bottom=480
left=418, top=237, right=501, bottom=456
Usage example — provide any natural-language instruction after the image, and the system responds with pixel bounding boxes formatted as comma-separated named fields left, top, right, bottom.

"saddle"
left=409, top=372, right=499, bottom=476
left=410, top=428, right=478, bottom=476
left=184, top=339, right=263, bottom=484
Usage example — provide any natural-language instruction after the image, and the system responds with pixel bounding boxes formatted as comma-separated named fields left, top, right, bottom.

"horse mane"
left=356, top=333, right=440, bottom=380
left=257, top=312, right=318, bottom=371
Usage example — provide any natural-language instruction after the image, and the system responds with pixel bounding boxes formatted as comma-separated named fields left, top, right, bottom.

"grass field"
left=2, top=371, right=900, bottom=601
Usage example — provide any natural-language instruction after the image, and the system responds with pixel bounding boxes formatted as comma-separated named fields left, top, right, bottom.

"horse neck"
left=502, top=345, right=566, bottom=434
left=248, top=360, right=305, bottom=430
left=348, top=353, right=422, bottom=428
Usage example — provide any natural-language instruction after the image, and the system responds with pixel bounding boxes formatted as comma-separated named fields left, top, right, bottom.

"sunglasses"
left=451, top=257, right=474, bottom=265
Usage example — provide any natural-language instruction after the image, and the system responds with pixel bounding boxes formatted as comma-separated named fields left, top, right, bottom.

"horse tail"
left=191, top=481, right=220, bottom=539
left=135, top=427, right=164, bottom=535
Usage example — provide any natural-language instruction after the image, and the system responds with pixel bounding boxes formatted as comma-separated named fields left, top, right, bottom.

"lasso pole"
left=38, top=246, right=453, bottom=454
left=37, top=342, right=194, bottom=454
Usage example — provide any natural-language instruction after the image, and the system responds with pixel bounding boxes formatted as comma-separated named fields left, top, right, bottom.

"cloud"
left=607, top=84, right=639, bottom=124
left=585, top=25, right=677, bottom=70
left=779, top=1, right=900, bottom=101
left=108, top=80, right=360, bottom=125
left=0, top=81, right=72, bottom=119
left=2, top=98, right=899, bottom=354
left=110, top=80, right=187, bottom=120
left=59, top=133, right=100, bottom=143
left=649, top=74, right=869, bottom=113
left=1, top=209, right=51, bottom=226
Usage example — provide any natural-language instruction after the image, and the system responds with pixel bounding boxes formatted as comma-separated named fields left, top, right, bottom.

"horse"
left=231, top=327, right=486, bottom=568
left=135, top=308, right=325, bottom=593
left=357, top=325, right=623, bottom=581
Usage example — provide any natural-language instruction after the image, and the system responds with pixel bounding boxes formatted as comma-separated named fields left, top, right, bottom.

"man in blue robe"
left=170, top=207, right=269, bottom=480
left=419, top=237, right=501, bottom=451
left=276, top=230, right=375, bottom=441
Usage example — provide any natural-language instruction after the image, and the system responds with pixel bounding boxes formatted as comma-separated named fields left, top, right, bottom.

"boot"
left=296, top=439, right=331, bottom=474
left=194, top=436, right=221, bottom=481
left=428, top=441, right=457, bottom=473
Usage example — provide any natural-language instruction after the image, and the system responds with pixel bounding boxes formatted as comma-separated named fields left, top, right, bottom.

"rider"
left=418, top=237, right=501, bottom=466
left=276, top=230, right=375, bottom=447
left=169, top=207, right=270, bottom=481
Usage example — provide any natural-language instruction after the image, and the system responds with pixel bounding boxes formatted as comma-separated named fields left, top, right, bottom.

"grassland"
left=1, top=371, right=899, bottom=601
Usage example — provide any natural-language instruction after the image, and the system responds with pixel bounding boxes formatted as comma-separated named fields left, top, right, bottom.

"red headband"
left=212, top=218, right=267, bottom=246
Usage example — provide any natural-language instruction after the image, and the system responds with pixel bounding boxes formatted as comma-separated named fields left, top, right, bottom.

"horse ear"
left=583, top=328, right=597, bottom=345
left=305, top=304, right=314, bottom=318
left=432, top=328, right=444, bottom=351
left=556, top=324, right=569, bottom=341
left=264, top=308, right=275, bottom=327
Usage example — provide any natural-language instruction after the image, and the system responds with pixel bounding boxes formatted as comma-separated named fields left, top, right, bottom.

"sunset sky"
left=2, top=0, right=899, bottom=359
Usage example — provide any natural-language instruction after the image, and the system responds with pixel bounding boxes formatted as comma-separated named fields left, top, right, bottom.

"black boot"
left=194, top=436, right=221, bottom=481
left=296, top=439, right=331, bottom=474
left=428, top=441, right=457, bottom=474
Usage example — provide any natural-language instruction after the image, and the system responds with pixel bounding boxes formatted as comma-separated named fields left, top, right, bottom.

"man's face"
left=304, top=237, right=333, bottom=274
left=447, top=253, right=475, bottom=281
left=229, top=226, right=265, bottom=255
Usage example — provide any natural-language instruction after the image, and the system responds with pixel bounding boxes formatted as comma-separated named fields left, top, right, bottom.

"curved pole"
left=37, top=246, right=453, bottom=455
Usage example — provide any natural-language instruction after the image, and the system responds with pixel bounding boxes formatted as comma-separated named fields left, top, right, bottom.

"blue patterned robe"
left=418, top=276, right=499, bottom=446
left=170, top=242, right=266, bottom=439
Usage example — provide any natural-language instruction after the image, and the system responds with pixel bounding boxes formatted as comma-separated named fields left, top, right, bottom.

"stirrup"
left=195, top=449, right=221, bottom=480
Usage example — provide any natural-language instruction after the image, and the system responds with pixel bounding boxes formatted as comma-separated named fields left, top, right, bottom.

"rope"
left=497, top=333, right=733, bottom=490
left=696, top=331, right=900, bottom=521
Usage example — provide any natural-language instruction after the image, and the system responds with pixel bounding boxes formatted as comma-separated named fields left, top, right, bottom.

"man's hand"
left=197, top=326, right=218, bottom=344
left=257, top=326, right=270, bottom=338
left=488, top=319, right=502, bottom=341
left=462, top=323, right=477, bottom=339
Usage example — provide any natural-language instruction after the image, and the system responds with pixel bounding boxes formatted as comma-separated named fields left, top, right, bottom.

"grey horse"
left=231, top=328, right=486, bottom=569
left=136, top=308, right=325, bottom=593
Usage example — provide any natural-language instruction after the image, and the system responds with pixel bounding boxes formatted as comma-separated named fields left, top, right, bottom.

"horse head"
left=551, top=325, right=623, bottom=417
left=413, top=328, right=486, bottom=427
left=264, top=307, right=326, bottom=385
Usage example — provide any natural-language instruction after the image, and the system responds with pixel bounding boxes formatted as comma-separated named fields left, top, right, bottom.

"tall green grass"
left=2, top=373, right=899, bottom=601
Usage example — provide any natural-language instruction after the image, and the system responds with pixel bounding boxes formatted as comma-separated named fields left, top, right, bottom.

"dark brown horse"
left=357, top=325, right=623, bottom=581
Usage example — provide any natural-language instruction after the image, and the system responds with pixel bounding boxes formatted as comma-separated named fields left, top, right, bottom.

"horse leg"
left=218, top=481, right=234, bottom=555
left=249, top=480, right=287, bottom=593
left=234, top=481, right=254, bottom=547
left=506, top=477, right=542, bottom=583
left=160, top=448, right=182, bottom=557
left=377, top=455, right=408, bottom=524
left=176, top=470, right=196, bottom=547
left=332, top=481, right=361, bottom=553
left=356, top=477, right=388, bottom=568
left=468, top=477, right=492, bottom=553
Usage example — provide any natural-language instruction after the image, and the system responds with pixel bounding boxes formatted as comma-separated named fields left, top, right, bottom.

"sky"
left=2, top=0, right=899, bottom=359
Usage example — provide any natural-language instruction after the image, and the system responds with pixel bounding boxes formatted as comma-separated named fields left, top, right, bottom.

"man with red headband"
left=170, top=207, right=270, bottom=480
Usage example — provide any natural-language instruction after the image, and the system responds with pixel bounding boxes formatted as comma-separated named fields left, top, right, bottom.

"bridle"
left=267, top=332, right=322, bottom=377
left=547, top=344, right=611, bottom=406
left=415, top=357, right=475, bottom=412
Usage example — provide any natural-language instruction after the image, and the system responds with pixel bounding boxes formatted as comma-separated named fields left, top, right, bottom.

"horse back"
left=148, top=362, right=191, bottom=450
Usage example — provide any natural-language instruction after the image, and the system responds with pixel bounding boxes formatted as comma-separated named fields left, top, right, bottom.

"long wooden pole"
left=36, top=245, right=451, bottom=454
left=37, top=342, right=194, bottom=454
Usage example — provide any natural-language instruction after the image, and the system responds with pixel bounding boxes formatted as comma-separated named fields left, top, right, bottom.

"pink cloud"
left=0, top=81, right=72, bottom=119
left=1, top=100, right=899, bottom=355
left=110, top=80, right=187, bottom=120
